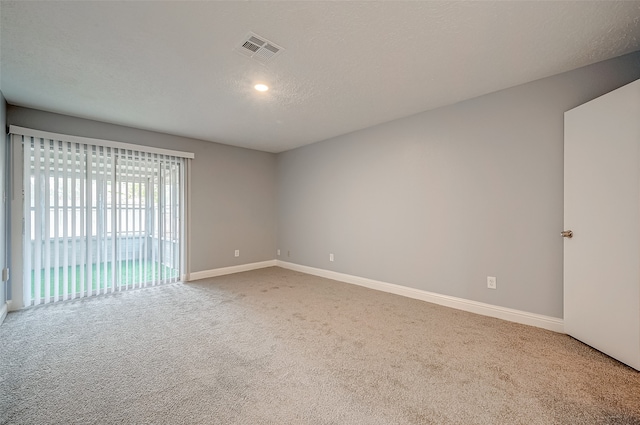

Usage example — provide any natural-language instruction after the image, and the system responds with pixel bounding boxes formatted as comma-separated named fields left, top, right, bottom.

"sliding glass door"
left=22, top=135, right=186, bottom=306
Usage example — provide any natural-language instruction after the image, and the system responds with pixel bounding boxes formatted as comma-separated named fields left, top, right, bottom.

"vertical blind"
left=21, top=132, right=188, bottom=306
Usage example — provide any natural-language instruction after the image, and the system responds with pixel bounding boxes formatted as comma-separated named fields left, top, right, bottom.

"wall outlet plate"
left=487, top=276, right=497, bottom=289
left=234, top=250, right=240, bottom=257
left=329, top=253, right=334, bottom=262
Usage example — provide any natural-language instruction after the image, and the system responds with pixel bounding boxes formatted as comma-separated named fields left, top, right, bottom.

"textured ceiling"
left=1, top=1, right=640, bottom=153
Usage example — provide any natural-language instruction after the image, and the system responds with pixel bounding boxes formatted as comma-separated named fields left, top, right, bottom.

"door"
left=16, top=131, right=185, bottom=307
left=564, top=79, right=640, bottom=370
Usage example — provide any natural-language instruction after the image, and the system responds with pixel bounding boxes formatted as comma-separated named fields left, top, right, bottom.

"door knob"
left=561, top=230, right=573, bottom=238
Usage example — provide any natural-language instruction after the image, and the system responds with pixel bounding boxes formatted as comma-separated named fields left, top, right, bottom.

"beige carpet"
left=1, top=266, right=639, bottom=424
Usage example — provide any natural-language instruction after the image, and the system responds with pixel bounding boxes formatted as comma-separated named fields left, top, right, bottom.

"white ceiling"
left=2, top=1, right=640, bottom=153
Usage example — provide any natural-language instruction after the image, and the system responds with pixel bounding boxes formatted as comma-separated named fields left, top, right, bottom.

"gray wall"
left=0, top=92, right=6, bottom=309
left=7, top=107, right=277, bottom=274
left=5, top=52, right=640, bottom=318
left=276, top=51, right=640, bottom=319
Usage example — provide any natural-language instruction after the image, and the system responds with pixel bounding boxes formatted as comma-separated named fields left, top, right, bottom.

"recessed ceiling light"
left=254, top=84, right=269, bottom=92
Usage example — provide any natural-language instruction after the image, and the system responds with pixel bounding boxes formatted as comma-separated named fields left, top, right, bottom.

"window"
left=17, top=129, right=191, bottom=306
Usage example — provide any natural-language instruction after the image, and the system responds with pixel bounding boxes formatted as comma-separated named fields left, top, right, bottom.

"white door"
left=564, top=79, right=640, bottom=371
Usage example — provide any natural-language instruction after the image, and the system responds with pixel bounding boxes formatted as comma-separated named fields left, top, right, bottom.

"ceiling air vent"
left=235, top=32, right=284, bottom=63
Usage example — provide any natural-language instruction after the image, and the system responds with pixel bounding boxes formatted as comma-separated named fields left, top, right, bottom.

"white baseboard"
left=188, top=260, right=277, bottom=281
left=276, top=260, right=564, bottom=333
left=0, top=302, right=7, bottom=325
left=6, top=300, right=25, bottom=312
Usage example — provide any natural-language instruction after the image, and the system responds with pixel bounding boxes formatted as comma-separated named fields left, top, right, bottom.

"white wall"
left=7, top=107, right=277, bottom=278
left=0, top=92, right=6, bottom=318
left=276, top=51, right=640, bottom=319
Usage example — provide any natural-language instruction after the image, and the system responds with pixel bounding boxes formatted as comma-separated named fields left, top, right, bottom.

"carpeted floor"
left=1, top=266, right=639, bottom=424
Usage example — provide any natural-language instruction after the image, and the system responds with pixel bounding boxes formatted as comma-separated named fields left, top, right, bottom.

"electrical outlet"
left=277, top=249, right=280, bottom=256
left=487, top=276, right=497, bottom=289
left=329, top=253, right=334, bottom=262
left=234, top=250, right=240, bottom=257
